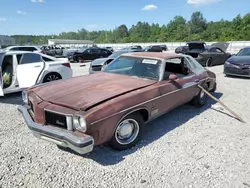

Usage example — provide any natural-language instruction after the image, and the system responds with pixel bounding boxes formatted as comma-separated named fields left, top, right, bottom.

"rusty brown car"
left=18, top=52, right=216, bottom=155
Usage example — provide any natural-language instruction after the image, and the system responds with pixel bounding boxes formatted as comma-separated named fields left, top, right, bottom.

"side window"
left=216, top=48, right=223, bottom=53
left=185, top=57, right=197, bottom=69
left=42, top=56, right=54, bottom=62
left=209, top=48, right=217, bottom=52
left=92, top=49, right=101, bottom=53
left=10, top=47, right=20, bottom=51
left=183, top=57, right=193, bottom=70
left=16, top=54, right=23, bottom=64
left=163, top=57, right=189, bottom=80
left=20, top=53, right=41, bottom=64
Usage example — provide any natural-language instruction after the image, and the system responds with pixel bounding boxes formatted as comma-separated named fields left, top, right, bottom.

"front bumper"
left=18, top=105, right=94, bottom=155
left=224, top=66, right=250, bottom=77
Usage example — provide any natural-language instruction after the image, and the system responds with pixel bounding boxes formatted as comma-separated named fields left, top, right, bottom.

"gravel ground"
left=0, top=65, right=250, bottom=188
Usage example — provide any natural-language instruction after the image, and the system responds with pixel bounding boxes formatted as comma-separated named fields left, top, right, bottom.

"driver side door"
left=155, top=57, right=199, bottom=115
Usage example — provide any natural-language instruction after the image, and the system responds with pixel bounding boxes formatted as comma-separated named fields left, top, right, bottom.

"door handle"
left=34, top=65, right=41, bottom=68
left=195, top=79, right=200, bottom=83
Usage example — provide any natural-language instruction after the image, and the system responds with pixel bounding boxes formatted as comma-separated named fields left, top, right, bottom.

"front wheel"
left=109, top=113, right=144, bottom=150
left=191, top=84, right=208, bottom=107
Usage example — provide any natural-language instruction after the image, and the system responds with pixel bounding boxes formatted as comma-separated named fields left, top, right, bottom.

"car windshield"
left=103, top=56, right=160, bottom=81
left=236, top=48, right=250, bottom=56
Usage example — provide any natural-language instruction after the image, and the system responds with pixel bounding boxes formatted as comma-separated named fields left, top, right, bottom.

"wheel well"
left=43, top=72, right=62, bottom=82
left=137, top=109, right=149, bottom=122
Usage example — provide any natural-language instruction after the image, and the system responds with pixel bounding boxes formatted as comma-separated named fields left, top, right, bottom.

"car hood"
left=91, top=58, right=109, bottom=66
left=211, top=42, right=230, bottom=52
left=31, top=72, right=156, bottom=111
left=227, top=56, right=250, bottom=65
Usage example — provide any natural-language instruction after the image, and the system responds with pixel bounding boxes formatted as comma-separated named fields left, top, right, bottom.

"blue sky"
left=0, top=0, right=249, bottom=35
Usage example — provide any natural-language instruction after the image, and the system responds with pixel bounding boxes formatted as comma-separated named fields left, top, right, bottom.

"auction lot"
left=0, top=63, right=250, bottom=188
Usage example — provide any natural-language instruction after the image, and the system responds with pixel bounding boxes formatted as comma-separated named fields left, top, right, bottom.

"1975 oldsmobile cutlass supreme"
left=18, top=52, right=216, bottom=155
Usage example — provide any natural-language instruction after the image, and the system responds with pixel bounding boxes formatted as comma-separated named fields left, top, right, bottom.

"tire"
left=78, top=57, right=84, bottom=63
left=206, top=58, right=212, bottom=67
left=192, top=84, right=208, bottom=107
left=43, top=73, right=62, bottom=83
left=210, top=82, right=217, bottom=92
left=109, top=113, right=144, bottom=150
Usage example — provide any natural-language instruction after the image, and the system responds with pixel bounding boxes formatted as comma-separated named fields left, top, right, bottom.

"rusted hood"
left=31, top=72, right=156, bottom=111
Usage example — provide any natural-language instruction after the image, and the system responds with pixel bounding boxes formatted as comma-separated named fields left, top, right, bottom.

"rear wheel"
left=109, top=113, right=144, bottom=150
left=43, top=73, right=62, bottom=83
left=206, top=58, right=212, bottom=67
left=77, top=57, right=84, bottom=63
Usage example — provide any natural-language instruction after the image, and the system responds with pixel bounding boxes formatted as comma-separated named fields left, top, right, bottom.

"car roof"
left=243, top=46, right=250, bottom=49
left=3, top=51, right=42, bottom=55
left=187, top=41, right=206, bottom=44
left=121, top=52, right=183, bottom=60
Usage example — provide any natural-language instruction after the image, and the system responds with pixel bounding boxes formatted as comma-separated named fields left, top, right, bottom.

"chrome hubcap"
left=115, top=119, right=139, bottom=145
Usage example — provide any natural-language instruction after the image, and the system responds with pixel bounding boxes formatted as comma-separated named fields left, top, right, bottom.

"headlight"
left=225, top=61, right=231, bottom=65
left=72, top=115, right=87, bottom=132
left=22, top=91, right=28, bottom=104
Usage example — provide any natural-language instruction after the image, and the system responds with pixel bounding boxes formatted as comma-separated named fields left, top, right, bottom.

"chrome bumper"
left=18, top=105, right=94, bottom=155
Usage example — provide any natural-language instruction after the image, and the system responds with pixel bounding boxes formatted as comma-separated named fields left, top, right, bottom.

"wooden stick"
left=198, top=85, right=246, bottom=123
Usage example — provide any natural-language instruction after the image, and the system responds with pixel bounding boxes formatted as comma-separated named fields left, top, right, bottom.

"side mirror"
left=169, top=74, right=178, bottom=81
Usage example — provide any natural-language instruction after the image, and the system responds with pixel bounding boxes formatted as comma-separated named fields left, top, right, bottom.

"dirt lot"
left=0, top=64, right=250, bottom=188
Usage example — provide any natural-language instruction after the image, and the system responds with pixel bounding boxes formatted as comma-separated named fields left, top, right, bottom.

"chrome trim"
left=44, top=108, right=73, bottom=116
left=18, top=105, right=94, bottom=155
left=66, top=116, right=73, bottom=131
left=90, top=81, right=201, bottom=125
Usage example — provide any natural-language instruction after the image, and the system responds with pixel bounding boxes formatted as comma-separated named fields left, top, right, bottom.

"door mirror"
left=169, top=74, right=178, bottom=81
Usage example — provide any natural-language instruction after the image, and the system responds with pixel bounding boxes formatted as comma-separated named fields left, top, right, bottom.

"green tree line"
left=12, top=12, right=250, bottom=45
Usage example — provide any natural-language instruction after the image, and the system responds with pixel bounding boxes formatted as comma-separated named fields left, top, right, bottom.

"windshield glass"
left=103, top=56, right=160, bottom=80
left=237, top=48, right=250, bottom=56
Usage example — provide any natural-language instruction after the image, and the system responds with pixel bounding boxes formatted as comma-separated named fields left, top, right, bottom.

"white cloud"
left=31, top=0, right=44, bottom=3
left=187, top=0, right=221, bottom=5
left=141, top=4, right=158, bottom=11
left=17, top=10, right=27, bottom=15
left=0, top=17, right=7, bottom=21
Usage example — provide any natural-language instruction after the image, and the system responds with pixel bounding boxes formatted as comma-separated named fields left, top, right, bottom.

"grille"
left=225, top=67, right=250, bottom=76
left=29, top=100, right=34, bottom=112
left=44, top=110, right=67, bottom=129
left=91, top=65, right=102, bottom=71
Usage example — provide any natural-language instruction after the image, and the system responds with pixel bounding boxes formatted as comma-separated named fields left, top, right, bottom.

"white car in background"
left=0, top=46, right=43, bottom=53
left=0, top=51, right=73, bottom=96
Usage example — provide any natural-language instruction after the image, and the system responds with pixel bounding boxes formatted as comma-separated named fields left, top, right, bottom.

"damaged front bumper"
left=18, top=105, right=94, bottom=155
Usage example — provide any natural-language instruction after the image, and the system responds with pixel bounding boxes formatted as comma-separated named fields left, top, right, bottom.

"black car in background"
left=144, top=45, right=163, bottom=52
left=104, top=47, right=114, bottom=52
left=175, top=41, right=231, bottom=67
left=175, top=46, right=189, bottom=54
left=224, top=47, right=250, bottom=77
left=70, top=47, right=112, bottom=62
left=160, top=45, right=168, bottom=51
left=89, top=49, right=143, bottom=73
